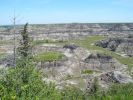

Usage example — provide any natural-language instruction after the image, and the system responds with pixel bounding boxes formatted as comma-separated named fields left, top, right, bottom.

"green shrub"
left=0, top=67, right=62, bottom=99
left=107, top=83, right=133, bottom=96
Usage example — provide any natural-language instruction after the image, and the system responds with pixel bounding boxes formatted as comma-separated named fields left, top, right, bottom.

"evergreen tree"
left=17, top=23, right=32, bottom=67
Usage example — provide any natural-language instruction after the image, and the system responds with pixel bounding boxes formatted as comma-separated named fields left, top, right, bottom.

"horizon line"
left=1, top=22, right=133, bottom=26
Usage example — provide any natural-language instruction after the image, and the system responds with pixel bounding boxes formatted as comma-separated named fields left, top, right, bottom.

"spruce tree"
left=17, top=23, right=32, bottom=67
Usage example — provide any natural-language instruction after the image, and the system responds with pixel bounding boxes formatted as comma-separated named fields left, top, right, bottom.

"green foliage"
left=87, top=78, right=99, bottom=96
left=91, top=78, right=99, bottom=95
left=17, top=23, right=32, bottom=59
left=61, top=86, right=85, bottom=100
left=87, top=83, right=133, bottom=100
left=107, top=83, right=133, bottom=96
left=0, top=66, right=61, bottom=99
left=34, top=52, right=63, bottom=62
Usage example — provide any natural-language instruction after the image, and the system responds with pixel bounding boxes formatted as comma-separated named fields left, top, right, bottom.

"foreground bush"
left=0, top=67, right=61, bottom=99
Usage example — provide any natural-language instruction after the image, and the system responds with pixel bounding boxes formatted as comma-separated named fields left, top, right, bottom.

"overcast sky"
left=0, top=0, right=133, bottom=25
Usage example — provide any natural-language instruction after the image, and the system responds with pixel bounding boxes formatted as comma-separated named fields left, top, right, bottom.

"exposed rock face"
left=73, top=47, right=91, bottom=60
left=95, top=38, right=123, bottom=51
left=33, top=44, right=130, bottom=90
left=84, top=53, right=112, bottom=62
left=107, top=41, right=119, bottom=51
left=96, top=37, right=133, bottom=56
left=0, top=23, right=133, bottom=42
left=100, top=71, right=133, bottom=85
left=83, top=53, right=123, bottom=71
left=63, top=44, right=79, bottom=51
left=0, top=45, right=14, bottom=54
left=33, top=44, right=62, bottom=54
left=109, top=24, right=130, bottom=31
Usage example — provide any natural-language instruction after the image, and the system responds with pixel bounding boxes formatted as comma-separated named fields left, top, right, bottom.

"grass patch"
left=34, top=51, right=64, bottom=62
left=32, top=39, right=67, bottom=46
left=81, top=70, right=93, bottom=74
